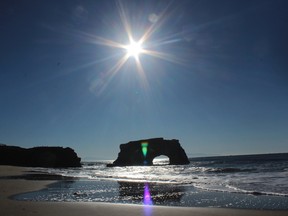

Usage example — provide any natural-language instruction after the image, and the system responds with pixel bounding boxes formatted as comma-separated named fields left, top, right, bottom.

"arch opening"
left=152, top=155, right=170, bottom=166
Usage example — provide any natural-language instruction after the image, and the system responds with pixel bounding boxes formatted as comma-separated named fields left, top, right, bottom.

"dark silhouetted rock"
left=0, top=145, right=81, bottom=168
left=107, top=138, right=189, bottom=167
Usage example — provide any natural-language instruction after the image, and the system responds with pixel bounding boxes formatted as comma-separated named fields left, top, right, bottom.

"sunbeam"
left=82, top=0, right=190, bottom=95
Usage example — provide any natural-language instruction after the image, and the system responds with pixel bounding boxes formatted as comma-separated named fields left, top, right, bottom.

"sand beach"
left=1, top=165, right=288, bottom=216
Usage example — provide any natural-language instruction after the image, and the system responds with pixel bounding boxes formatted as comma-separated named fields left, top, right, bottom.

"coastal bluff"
left=0, top=145, right=81, bottom=168
left=107, top=138, right=190, bottom=167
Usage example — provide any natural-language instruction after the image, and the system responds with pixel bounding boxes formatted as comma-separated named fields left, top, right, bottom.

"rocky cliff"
left=0, top=145, right=81, bottom=168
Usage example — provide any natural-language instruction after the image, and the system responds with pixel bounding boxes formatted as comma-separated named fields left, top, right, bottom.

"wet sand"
left=1, top=165, right=287, bottom=216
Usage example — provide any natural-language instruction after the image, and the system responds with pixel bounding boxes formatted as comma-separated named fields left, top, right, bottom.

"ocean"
left=14, top=153, right=288, bottom=210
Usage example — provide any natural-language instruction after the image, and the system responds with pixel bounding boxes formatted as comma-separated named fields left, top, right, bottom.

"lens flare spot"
left=143, top=183, right=153, bottom=205
left=141, top=142, right=148, bottom=157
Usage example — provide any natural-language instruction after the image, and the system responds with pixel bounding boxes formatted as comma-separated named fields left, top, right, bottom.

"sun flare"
left=125, top=40, right=143, bottom=59
left=88, top=1, right=184, bottom=94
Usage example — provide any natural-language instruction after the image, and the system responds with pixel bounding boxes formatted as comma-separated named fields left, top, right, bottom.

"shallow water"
left=14, top=179, right=288, bottom=209
left=13, top=153, right=288, bottom=209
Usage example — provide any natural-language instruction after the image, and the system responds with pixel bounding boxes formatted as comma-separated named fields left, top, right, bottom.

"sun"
left=125, top=40, right=143, bottom=59
left=87, top=1, right=183, bottom=94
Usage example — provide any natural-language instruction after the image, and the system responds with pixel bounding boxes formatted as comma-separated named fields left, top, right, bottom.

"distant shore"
left=1, top=165, right=288, bottom=216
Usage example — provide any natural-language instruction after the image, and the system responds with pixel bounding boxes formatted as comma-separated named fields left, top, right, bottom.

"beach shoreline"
left=1, top=165, right=288, bottom=216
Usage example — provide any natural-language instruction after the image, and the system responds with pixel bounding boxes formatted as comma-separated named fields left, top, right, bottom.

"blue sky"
left=1, top=0, right=287, bottom=160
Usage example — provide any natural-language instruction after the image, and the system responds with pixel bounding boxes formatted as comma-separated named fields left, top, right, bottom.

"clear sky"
left=1, top=0, right=288, bottom=160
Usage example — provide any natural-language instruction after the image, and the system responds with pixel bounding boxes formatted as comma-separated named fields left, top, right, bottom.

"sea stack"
left=107, top=138, right=190, bottom=167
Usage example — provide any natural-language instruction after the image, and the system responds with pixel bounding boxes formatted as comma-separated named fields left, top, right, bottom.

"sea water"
left=14, top=153, right=288, bottom=209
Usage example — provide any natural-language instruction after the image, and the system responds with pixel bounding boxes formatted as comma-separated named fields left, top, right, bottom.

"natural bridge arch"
left=107, top=138, right=190, bottom=167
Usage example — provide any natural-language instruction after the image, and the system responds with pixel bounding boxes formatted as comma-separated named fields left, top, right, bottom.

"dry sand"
left=0, top=165, right=287, bottom=216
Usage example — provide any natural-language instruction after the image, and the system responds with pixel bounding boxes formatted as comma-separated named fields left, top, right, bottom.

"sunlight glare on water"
left=14, top=154, right=288, bottom=210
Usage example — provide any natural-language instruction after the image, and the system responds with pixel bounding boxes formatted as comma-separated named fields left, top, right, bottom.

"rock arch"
left=107, top=138, right=190, bottom=167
